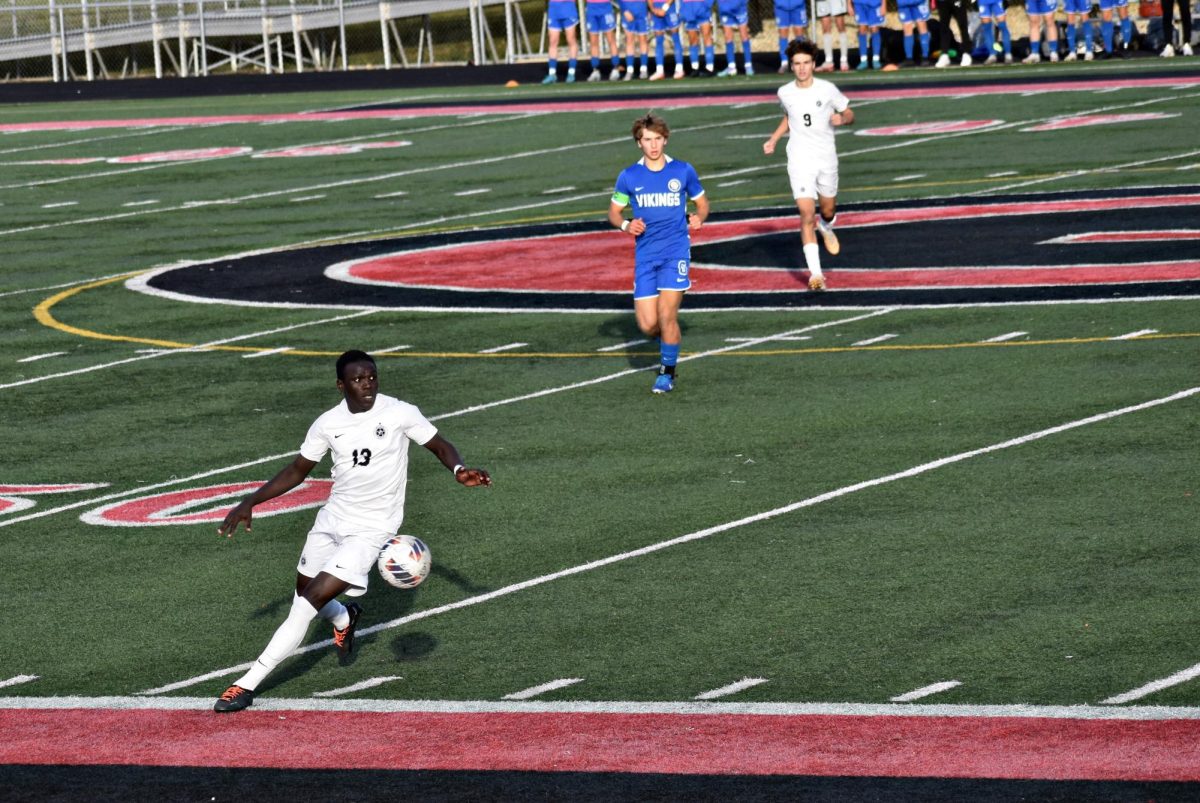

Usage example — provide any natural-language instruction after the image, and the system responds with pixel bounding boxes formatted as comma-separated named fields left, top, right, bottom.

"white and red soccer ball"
left=377, top=534, right=432, bottom=589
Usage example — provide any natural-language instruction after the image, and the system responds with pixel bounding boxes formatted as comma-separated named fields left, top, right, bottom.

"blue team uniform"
left=612, top=156, right=705, bottom=297
left=547, top=0, right=579, bottom=29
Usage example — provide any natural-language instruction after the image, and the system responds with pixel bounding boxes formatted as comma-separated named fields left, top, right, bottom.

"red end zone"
left=4, top=707, right=1199, bottom=780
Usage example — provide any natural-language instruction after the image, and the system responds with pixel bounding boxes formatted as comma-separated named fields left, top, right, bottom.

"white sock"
left=803, top=242, right=824, bottom=278
left=823, top=34, right=833, bottom=61
left=816, top=214, right=836, bottom=233
left=317, top=595, right=349, bottom=630
left=235, top=595, right=319, bottom=691
left=839, top=33, right=848, bottom=60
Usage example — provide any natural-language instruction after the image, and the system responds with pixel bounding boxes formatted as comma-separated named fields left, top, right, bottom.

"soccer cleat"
left=673, top=66, right=686, bottom=79
left=1005, top=52, right=1014, bottom=63
left=333, top=601, right=362, bottom=657
left=565, top=72, right=576, bottom=82
left=1023, top=51, right=1041, bottom=64
left=718, top=65, right=737, bottom=76
left=609, top=69, right=622, bottom=81
left=871, top=57, right=882, bottom=69
left=815, top=62, right=834, bottom=72
left=778, top=62, right=789, bottom=73
left=1063, top=51, right=1076, bottom=62
left=541, top=73, right=557, bottom=84
left=639, top=66, right=649, bottom=78
left=960, top=53, right=972, bottom=66
left=1083, top=50, right=1093, bottom=61
left=624, top=69, right=635, bottom=81
left=855, top=59, right=869, bottom=71
left=1049, top=50, right=1059, bottom=62
left=587, top=71, right=602, bottom=82
left=745, top=63, right=755, bottom=75
left=651, top=372, right=675, bottom=394
left=839, top=61, right=849, bottom=71
left=818, top=224, right=840, bottom=255
left=808, top=274, right=826, bottom=291
left=1160, top=43, right=1175, bottom=57
left=984, top=54, right=998, bottom=64
left=214, top=684, right=254, bottom=713
left=648, top=68, right=666, bottom=80
left=1183, top=43, right=1194, bottom=56
left=934, top=53, right=951, bottom=67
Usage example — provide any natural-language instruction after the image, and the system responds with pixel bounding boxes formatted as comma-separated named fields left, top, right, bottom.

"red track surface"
left=4, top=708, right=1200, bottom=780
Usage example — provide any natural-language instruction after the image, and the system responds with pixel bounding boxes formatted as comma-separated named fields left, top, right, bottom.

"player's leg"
left=815, top=190, right=840, bottom=257
left=1044, top=11, right=1060, bottom=59
left=818, top=15, right=835, bottom=70
left=545, top=27, right=562, bottom=81
left=795, top=196, right=826, bottom=290
left=739, top=23, right=754, bottom=73
left=652, top=290, right=685, bottom=393
left=565, top=25, right=579, bottom=79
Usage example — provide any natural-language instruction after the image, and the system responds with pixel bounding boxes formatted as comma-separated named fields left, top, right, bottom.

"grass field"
left=1, top=60, right=1198, bottom=733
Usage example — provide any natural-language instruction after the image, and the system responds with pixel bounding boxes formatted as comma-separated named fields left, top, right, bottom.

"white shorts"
left=787, top=160, right=839, bottom=200
left=816, top=0, right=848, bottom=17
left=297, top=507, right=394, bottom=597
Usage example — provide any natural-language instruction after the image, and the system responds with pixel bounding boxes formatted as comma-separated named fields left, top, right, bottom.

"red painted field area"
left=4, top=707, right=1200, bottom=780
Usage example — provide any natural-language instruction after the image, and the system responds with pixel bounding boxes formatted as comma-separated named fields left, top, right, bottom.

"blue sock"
left=690, top=44, right=699, bottom=65
left=626, top=54, right=634, bottom=70
left=742, top=39, right=752, bottom=64
left=568, top=58, right=577, bottom=71
left=1120, top=17, right=1131, bottom=45
left=871, top=31, right=881, bottom=59
left=858, top=33, right=868, bottom=56
left=673, top=32, right=685, bottom=63
left=705, top=44, right=714, bottom=67
left=611, top=55, right=621, bottom=70
left=998, top=22, right=1011, bottom=53
left=591, top=56, right=600, bottom=70
left=726, top=42, right=735, bottom=65
left=779, top=36, right=788, bottom=63
left=1102, top=20, right=1114, bottom=50
left=920, top=32, right=930, bottom=57
left=660, top=342, right=680, bottom=370
left=641, top=53, right=649, bottom=70
left=982, top=24, right=995, bottom=53
left=1081, top=20, right=1093, bottom=48
left=657, top=36, right=666, bottom=66
left=904, top=33, right=913, bottom=59
left=548, top=59, right=557, bottom=74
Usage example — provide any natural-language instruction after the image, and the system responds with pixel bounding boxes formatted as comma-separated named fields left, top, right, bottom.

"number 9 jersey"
left=777, top=77, right=850, bottom=167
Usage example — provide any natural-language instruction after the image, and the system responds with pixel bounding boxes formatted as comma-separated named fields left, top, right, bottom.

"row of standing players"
left=543, top=0, right=1193, bottom=83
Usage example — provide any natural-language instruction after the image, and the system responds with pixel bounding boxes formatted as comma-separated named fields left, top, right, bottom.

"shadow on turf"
left=596, top=315, right=690, bottom=369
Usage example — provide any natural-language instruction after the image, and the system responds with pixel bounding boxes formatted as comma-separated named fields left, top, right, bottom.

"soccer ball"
left=377, top=534, right=432, bottom=589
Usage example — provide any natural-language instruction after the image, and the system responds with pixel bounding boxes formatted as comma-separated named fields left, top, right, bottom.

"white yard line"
left=695, top=678, right=769, bottom=700
left=982, top=331, right=1028, bottom=343
left=477, top=342, right=528, bottom=354
left=852, top=333, right=898, bottom=346
left=139, top=380, right=1199, bottom=696
left=0, top=675, right=39, bottom=689
left=0, top=309, right=377, bottom=392
left=1102, top=662, right=1200, bottom=705
left=891, top=681, right=962, bottom=702
left=5, top=695, right=1200, bottom=720
left=16, top=352, right=67, bottom=363
left=311, top=676, right=404, bottom=697
left=1110, top=329, right=1158, bottom=340
left=596, top=339, right=649, bottom=352
left=502, top=678, right=585, bottom=700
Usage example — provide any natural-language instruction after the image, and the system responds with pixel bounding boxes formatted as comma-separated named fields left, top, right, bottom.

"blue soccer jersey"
left=612, top=156, right=705, bottom=265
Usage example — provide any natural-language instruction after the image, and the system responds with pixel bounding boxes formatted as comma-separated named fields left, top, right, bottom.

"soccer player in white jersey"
left=762, top=39, right=853, bottom=292
left=609, top=114, right=709, bottom=394
left=213, top=350, right=491, bottom=712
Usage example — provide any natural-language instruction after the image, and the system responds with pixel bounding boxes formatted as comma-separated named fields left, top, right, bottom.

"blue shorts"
left=1098, top=0, right=1126, bottom=10
left=547, top=1, right=579, bottom=30
left=634, top=256, right=691, bottom=298
left=775, top=3, right=809, bottom=27
left=897, top=1, right=930, bottom=23
left=977, top=0, right=1006, bottom=18
left=680, top=1, right=713, bottom=29
left=1063, top=0, right=1091, bottom=12
left=719, top=7, right=749, bottom=26
left=651, top=7, right=681, bottom=31
left=854, top=2, right=884, bottom=26
left=1025, top=0, right=1055, bottom=14
left=621, top=2, right=650, bottom=32
left=586, top=5, right=617, bottom=32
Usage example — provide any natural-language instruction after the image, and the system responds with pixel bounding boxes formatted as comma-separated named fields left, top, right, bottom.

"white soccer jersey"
left=777, top=78, right=850, bottom=167
left=299, top=393, right=437, bottom=533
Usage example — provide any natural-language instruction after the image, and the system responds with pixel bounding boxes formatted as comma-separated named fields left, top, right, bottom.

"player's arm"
left=218, top=454, right=318, bottom=537
left=688, top=193, right=709, bottom=230
left=763, top=116, right=789, bottom=155
left=610, top=194, right=645, bottom=236
left=423, top=433, right=492, bottom=487
left=832, top=104, right=854, bottom=126
left=648, top=0, right=665, bottom=17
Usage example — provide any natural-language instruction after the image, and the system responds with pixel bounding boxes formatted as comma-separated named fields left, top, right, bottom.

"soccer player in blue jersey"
left=717, top=0, right=755, bottom=75
left=1062, top=0, right=1095, bottom=61
left=977, top=0, right=1014, bottom=64
left=851, top=0, right=884, bottom=70
left=621, top=0, right=652, bottom=78
left=648, top=0, right=687, bottom=79
left=680, top=0, right=716, bottom=75
left=544, top=0, right=581, bottom=82
left=1022, top=0, right=1060, bottom=62
left=895, top=0, right=931, bottom=66
left=584, top=0, right=623, bottom=80
left=1097, top=0, right=1133, bottom=58
left=774, top=0, right=809, bottom=73
left=609, top=114, right=709, bottom=394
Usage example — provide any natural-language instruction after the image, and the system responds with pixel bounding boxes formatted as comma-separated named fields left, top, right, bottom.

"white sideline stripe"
left=42, top=201, right=78, bottom=208
left=891, top=681, right=962, bottom=702
left=725, top=336, right=811, bottom=342
left=6, top=695, right=1200, bottom=720
left=1111, top=329, right=1158, bottom=340
left=541, top=186, right=576, bottom=194
left=596, top=338, right=648, bottom=352
left=243, top=346, right=293, bottom=359
left=312, top=676, right=404, bottom=697
left=0, top=311, right=889, bottom=538
left=852, top=333, right=897, bottom=346
left=0, top=308, right=376, bottom=392
left=0, top=675, right=39, bottom=689
left=694, top=677, right=769, bottom=700
left=289, top=194, right=326, bottom=203
left=139, top=379, right=1200, bottom=696
left=1102, top=662, right=1200, bottom=705
left=453, top=188, right=491, bottom=197
left=17, top=352, right=67, bottom=363
left=122, top=199, right=160, bottom=207
left=477, top=342, right=528, bottom=353
left=376, top=344, right=412, bottom=353
left=374, top=190, right=408, bottom=198
left=982, top=331, right=1028, bottom=343
left=893, top=173, right=926, bottom=182
left=502, top=678, right=584, bottom=700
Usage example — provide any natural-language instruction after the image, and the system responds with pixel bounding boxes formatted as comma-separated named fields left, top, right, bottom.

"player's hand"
left=624, top=9, right=633, bottom=21
left=455, top=467, right=492, bottom=487
left=218, top=500, right=253, bottom=538
left=763, top=139, right=777, bottom=155
left=688, top=213, right=704, bottom=230
left=627, top=217, right=647, bottom=236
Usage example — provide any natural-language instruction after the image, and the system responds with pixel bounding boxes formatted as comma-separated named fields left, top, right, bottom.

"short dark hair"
left=786, top=38, right=817, bottom=62
left=632, top=113, right=669, bottom=143
left=336, top=349, right=375, bottom=380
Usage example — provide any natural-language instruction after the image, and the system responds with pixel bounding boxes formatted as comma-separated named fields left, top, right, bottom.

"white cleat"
left=1183, top=43, right=1194, bottom=56
left=960, top=53, right=972, bottom=66
left=1160, top=43, right=1176, bottom=57
left=1023, top=51, right=1041, bottom=64
left=935, top=53, right=951, bottom=67
left=808, top=274, right=826, bottom=291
